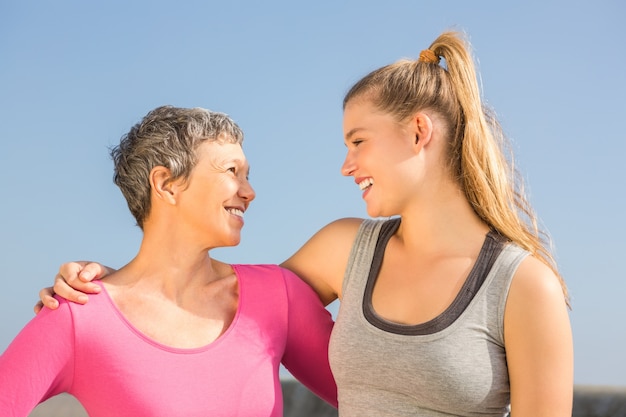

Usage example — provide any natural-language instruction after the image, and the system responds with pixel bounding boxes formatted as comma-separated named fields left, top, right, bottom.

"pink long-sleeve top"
left=0, top=264, right=337, bottom=416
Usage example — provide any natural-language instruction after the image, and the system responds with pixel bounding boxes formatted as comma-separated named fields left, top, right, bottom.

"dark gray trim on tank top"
left=363, top=218, right=507, bottom=335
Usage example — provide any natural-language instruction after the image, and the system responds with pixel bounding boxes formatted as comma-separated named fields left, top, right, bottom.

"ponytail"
left=344, top=31, right=569, bottom=306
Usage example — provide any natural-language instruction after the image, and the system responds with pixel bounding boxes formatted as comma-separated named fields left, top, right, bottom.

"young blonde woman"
left=39, top=31, right=573, bottom=416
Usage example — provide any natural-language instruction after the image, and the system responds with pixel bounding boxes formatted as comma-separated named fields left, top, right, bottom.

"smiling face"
left=175, top=140, right=255, bottom=249
left=342, top=100, right=424, bottom=218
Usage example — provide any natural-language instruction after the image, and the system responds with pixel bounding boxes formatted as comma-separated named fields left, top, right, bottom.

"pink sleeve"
left=0, top=298, right=75, bottom=416
left=280, top=268, right=338, bottom=408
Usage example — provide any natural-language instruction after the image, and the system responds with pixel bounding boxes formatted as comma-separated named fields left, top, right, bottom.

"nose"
left=341, top=151, right=355, bottom=177
left=240, top=178, right=256, bottom=202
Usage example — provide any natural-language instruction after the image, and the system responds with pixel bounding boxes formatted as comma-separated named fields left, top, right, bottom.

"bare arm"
left=505, top=255, right=574, bottom=417
left=35, top=261, right=115, bottom=313
left=280, top=217, right=363, bottom=306
left=37, top=217, right=363, bottom=312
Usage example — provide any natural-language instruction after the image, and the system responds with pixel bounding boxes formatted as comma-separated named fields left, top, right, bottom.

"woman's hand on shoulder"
left=34, top=261, right=112, bottom=314
left=281, top=217, right=364, bottom=306
left=505, top=255, right=573, bottom=416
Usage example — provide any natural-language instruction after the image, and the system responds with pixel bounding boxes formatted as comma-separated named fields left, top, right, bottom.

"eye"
left=352, top=139, right=363, bottom=147
left=227, top=167, right=237, bottom=174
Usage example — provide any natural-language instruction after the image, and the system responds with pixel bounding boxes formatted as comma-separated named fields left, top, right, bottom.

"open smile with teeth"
left=358, top=178, right=374, bottom=190
left=226, top=208, right=244, bottom=218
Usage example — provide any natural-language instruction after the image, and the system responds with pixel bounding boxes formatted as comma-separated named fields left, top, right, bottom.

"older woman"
left=0, top=106, right=336, bottom=416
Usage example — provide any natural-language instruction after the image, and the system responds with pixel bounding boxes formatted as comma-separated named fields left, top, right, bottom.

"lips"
left=225, top=207, right=245, bottom=218
left=357, top=177, right=374, bottom=190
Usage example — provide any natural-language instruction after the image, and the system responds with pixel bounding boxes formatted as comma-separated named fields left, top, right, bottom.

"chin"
left=366, top=205, right=384, bottom=218
left=366, top=206, right=397, bottom=219
left=220, top=234, right=241, bottom=248
left=366, top=209, right=378, bottom=218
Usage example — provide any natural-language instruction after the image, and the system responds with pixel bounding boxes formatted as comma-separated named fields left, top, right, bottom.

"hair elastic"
left=418, top=49, right=440, bottom=64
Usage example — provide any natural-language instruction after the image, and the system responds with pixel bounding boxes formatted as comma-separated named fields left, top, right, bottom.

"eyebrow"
left=221, top=157, right=249, bottom=171
left=233, top=158, right=251, bottom=176
left=344, top=127, right=366, bottom=142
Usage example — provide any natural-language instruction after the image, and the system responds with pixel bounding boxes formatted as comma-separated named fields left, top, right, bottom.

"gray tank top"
left=328, top=218, right=528, bottom=416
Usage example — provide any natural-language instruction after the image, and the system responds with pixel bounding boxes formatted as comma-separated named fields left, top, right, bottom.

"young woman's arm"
left=36, top=262, right=113, bottom=312
left=280, top=217, right=363, bottom=306
left=38, top=217, right=362, bottom=310
left=504, top=255, right=574, bottom=417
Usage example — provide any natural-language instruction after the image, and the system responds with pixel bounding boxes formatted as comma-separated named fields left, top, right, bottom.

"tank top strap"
left=342, top=218, right=391, bottom=298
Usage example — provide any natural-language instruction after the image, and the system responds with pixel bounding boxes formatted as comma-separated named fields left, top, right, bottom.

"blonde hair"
left=344, top=31, right=569, bottom=306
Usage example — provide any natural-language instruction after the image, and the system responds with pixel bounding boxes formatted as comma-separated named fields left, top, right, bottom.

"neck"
left=396, top=179, right=489, bottom=255
left=114, top=223, right=224, bottom=297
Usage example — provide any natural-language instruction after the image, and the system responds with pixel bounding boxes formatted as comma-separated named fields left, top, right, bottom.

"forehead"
left=196, top=141, right=247, bottom=164
left=343, top=100, right=398, bottom=138
left=344, top=99, right=377, bottom=119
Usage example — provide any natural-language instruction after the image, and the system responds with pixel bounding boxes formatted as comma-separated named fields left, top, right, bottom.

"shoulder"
left=231, top=264, right=294, bottom=296
left=281, top=217, right=367, bottom=304
left=50, top=282, right=110, bottom=321
left=37, top=295, right=73, bottom=321
left=502, top=255, right=573, bottom=411
left=507, top=255, right=565, bottom=309
left=233, top=264, right=309, bottom=290
left=287, top=217, right=366, bottom=263
left=232, top=263, right=287, bottom=280
left=504, top=254, right=570, bottom=336
left=18, top=293, right=84, bottom=345
left=50, top=286, right=106, bottom=312
left=316, top=217, right=366, bottom=241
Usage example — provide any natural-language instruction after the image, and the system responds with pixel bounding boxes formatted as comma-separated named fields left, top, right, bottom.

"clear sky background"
left=1, top=0, right=624, bottom=387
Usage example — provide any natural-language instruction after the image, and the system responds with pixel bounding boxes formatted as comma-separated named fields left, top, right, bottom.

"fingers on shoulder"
left=58, top=261, right=86, bottom=276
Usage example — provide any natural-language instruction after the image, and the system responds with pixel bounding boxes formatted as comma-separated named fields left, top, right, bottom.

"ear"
left=412, top=112, right=434, bottom=150
left=149, top=166, right=178, bottom=205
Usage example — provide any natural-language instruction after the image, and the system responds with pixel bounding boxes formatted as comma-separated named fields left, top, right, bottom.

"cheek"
left=224, top=181, right=241, bottom=196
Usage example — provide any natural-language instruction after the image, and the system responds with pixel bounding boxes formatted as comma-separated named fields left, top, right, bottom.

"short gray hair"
left=111, top=105, right=244, bottom=229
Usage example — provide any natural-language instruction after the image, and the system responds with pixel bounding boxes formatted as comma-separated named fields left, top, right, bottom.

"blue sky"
left=1, top=0, right=624, bottom=387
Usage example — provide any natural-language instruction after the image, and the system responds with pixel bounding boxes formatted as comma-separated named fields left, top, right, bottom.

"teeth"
left=226, top=208, right=244, bottom=217
left=358, top=178, right=374, bottom=190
